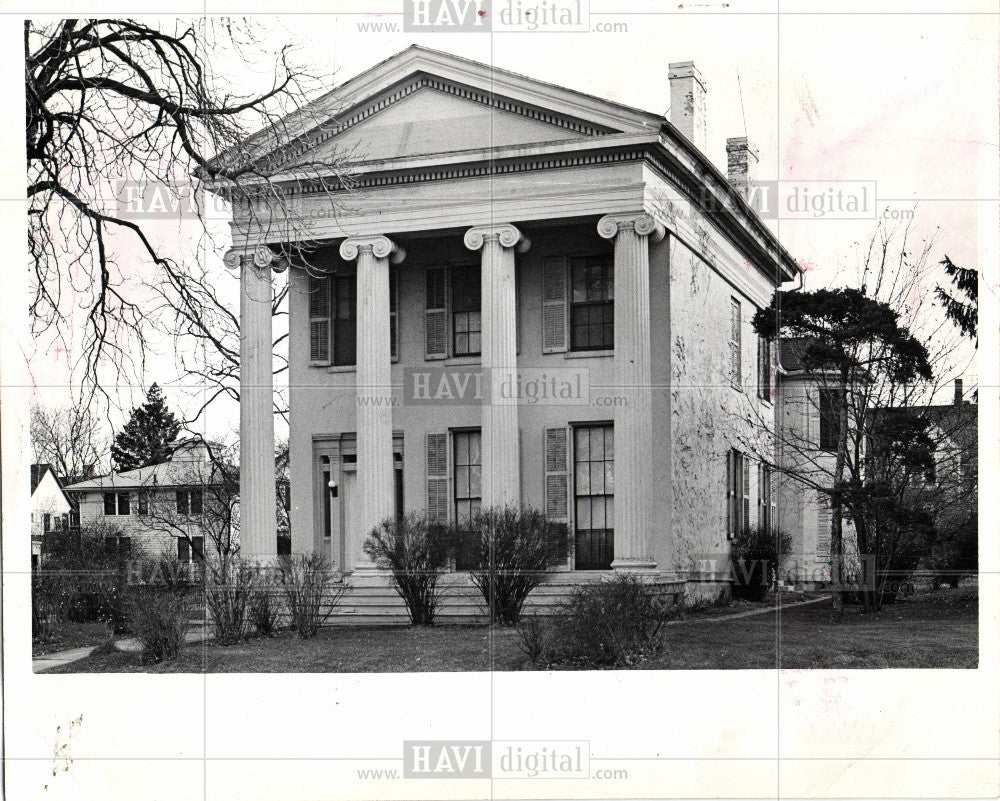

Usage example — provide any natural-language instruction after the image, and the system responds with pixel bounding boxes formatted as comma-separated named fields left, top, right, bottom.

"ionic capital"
left=223, top=245, right=289, bottom=273
left=464, top=223, right=530, bottom=254
left=597, top=213, right=665, bottom=243
left=339, top=235, right=406, bottom=264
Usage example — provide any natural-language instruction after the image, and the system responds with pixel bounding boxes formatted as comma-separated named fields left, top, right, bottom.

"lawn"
left=43, top=587, right=977, bottom=673
left=32, top=621, right=114, bottom=657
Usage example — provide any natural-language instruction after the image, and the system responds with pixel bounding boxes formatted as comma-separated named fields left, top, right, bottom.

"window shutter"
left=726, top=451, right=734, bottom=538
left=543, top=427, right=569, bottom=521
left=426, top=432, right=449, bottom=521
left=742, top=456, right=751, bottom=532
left=425, top=268, right=448, bottom=360
left=389, top=268, right=399, bottom=361
left=309, top=275, right=331, bottom=364
left=816, top=499, right=832, bottom=562
left=541, top=257, right=568, bottom=353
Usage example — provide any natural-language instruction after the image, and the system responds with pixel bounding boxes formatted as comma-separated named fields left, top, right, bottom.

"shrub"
left=205, top=558, right=258, bottom=644
left=364, top=514, right=451, bottom=625
left=280, top=554, right=343, bottom=638
left=731, top=524, right=790, bottom=602
left=515, top=616, right=547, bottom=665
left=545, top=575, right=676, bottom=667
left=249, top=581, right=282, bottom=637
left=467, top=507, right=568, bottom=625
left=126, top=587, right=188, bottom=664
left=931, top=513, right=977, bottom=589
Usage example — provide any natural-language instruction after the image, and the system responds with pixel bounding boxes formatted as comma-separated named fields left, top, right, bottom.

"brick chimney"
left=954, top=378, right=963, bottom=406
left=668, top=61, right=707, bottom=152
left=726, top=136, right=759, bottom=201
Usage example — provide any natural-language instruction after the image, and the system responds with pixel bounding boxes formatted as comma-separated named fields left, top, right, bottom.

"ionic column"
left=464, top=224, right=529, bottom=510
left=339, top=235, right=405, bottom=570
left=224, top=245, right=287, bottom=561
left=597, top=213, right=665, bottom=570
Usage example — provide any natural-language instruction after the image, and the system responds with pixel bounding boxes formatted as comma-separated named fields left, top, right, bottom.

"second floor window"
left=757, top=335, right=772, bottom=402
left=570, top=255, right=613, bottom=351
left=818, top=389, right=838, bottom=451
left=103, top=491, right=130, bottom=516
left=332, top=275, right=357, bottom=367
left=451, top=266, right=481, bottom=357
left=309, top=270, right=398, bottom=365
left=176, top=488, right=204, bottom=516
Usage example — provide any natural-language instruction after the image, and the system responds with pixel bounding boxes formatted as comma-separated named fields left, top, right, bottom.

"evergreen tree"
left=110, top=384, right=181, bottom=472
left=935, top=255, right=977, bottom=342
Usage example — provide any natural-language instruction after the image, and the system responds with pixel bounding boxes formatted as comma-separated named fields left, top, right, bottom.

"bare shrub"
left=126, top=588, right=188, bottom=664
left=280, top=554, right=343, bottom=638
left=364, top=515, right=451, bottom=626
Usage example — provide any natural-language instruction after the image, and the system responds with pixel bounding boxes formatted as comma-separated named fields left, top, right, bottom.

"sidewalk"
left=33, top=626, right=210, bottom=673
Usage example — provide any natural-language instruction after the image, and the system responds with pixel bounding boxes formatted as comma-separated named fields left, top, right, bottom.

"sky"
left=21, top=4, right=996, bottom=451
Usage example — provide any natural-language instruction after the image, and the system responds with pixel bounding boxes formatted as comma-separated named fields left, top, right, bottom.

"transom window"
left=570, top=256, right=614, bottom=351
left=451, top=266, right=481, bottom=357
left=574, top=424, right=614, bottom=569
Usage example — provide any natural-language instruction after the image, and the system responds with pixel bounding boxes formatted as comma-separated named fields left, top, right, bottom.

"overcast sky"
left=21, top=4, right=995, bottom=449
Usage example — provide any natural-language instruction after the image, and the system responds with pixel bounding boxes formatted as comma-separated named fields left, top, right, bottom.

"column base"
left=612, top=559, right=658, bottom=572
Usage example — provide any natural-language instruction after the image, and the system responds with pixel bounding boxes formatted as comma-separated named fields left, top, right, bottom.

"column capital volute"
left=597, top=213, right=665, bottom=243
left=223, top=245, right=289, bottom=274
left=464, top=223, right=530, bottom=254
left=339, top=235, right=406, bottom=264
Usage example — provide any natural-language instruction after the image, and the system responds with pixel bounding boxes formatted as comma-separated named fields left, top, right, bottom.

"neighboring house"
left=29, top=463, right=75, bottom=568
left=62, top=440, right=232, bottom=565
left=205, top=45, right=802, bottom=620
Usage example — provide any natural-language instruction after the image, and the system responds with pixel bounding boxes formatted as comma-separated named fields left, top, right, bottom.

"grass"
left=43, top=586, right=977, bottom=673
left=32, top=620, right=114, bottom=657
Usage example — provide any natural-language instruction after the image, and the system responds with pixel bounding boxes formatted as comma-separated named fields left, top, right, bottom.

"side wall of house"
left=30, top=472, right=72, bottom=538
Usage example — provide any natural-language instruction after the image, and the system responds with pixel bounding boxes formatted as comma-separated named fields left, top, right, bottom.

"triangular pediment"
left=242, top=46, right=664, bottom=174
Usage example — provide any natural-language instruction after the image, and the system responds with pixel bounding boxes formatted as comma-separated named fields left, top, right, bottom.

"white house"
left=29, top=463, right=74, bottom=567
left=206, top=46, right=806, bottom=620
left=63, top=440, right=231, bottom=565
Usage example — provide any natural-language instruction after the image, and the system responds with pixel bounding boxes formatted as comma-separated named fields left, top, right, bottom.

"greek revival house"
left=208, top=46, right=802, bottom=620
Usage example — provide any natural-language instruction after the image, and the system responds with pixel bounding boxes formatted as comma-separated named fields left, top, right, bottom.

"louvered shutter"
left=726, top=450, right=734, bottom=539
left=308, top=275, right=331, bottom=364
left=544, top=427, right=569, bottom=521
left=541, top=257, right=568, bottom=353
left=816, top=499, right=832, bottom=562
left=425, top=268, right=448, bottom=360
left=426, top=432, right=449, bottom=522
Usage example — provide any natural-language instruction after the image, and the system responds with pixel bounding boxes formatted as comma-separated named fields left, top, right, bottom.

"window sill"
left=327, top=364, right=357, bottom=374
left=564, top=349, right=613, bottom=359
left=437, top=356, right=481, bottom=366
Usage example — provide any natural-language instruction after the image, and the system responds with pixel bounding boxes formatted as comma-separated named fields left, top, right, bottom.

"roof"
left=875, top=402, right=977, bottom=458
left=30, top=463, right=55, bottom=494
left=63, top=440, right=231, bottom=492
left=203, top=44, right=800, bottom=284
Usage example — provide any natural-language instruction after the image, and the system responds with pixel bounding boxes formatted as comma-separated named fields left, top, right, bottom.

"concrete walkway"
left=667, top=594, right=832, bottom=626
left=33, top=627, right=210, bottom=672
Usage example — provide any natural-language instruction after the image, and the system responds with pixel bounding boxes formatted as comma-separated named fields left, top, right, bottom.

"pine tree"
left=935, top=255, right=977, bottom=342
left=110, top=383, right=181, bottom=472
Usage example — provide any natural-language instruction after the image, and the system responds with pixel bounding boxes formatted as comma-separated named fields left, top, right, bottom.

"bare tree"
left=26, top=18, right=336, bottom=398
left=30, top=403, right=107, bottom=481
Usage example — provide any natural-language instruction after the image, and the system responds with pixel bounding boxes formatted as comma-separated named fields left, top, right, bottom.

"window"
left=177, top=537, right=190, bottom=563
left=104, top=492, right=130, bottom=516
left=453, top=430, right=481, bottom=570
left=309, top=271, right=398, bottom=365
left=574, top=424, right=614, bottom=569
left=453, top=430, right=482, bottom=524
left=570, top=256, right=614, bottom=351
left=818, top=389, right=838, bottom=451
left=758, top=462, right=776, bottom=534
left=43, top=514, right=51, bottom=533
left=757, top=335, right=772, bottom=402
left=191, top=536, right=205, bottom=561
left=332, top=274, right=356, bottom=366
left=727, top=449, right=750, bottom=538
left=730, top=298, right=742, bottom=389
left=451, top=266, right=481, bottom=357
left=137, top=491, right=149, bottom=516
left=176, top=489, right=203, bottom=516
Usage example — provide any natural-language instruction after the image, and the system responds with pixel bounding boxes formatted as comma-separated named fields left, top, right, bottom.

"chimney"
left=954, top=378, right=963, bottom=406
left=726, top=136, right=760, bottom=201
left=668, top=61, right=707, bottom=152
